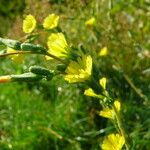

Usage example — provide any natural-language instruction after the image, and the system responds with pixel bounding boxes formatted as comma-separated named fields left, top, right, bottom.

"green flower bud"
left=29, top=66, right=54, bottom=77
left=56, top=64, right=67, bottom=72
left=0, top=38, right=21, bottom=50
left=21, top=43, right=46, bottom=53
left=11, top=73, right=43, bottom=82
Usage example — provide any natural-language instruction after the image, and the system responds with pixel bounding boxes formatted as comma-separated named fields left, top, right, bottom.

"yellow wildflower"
left=46, top=33, right=69, bottom=60
left=99, top=77, right=107, bottom=90
left=64, top=55, right=92, bottom=83
left=99, top=47, right=108, bottom=56
left=43, top=14, right=59, bottom=29
left=101, top=133, right=125, bottom=150
left=85, top=17, right=96, bottom=28
left=7, top=47, right=24, bottom=63
left=23, top=14, right=36, bottom=33
left=99, top=100, right=121, bottom=119
left=84, top=88, right=99, bottom=98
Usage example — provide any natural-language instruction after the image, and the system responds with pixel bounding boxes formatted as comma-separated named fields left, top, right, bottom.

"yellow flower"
left=7, top=47, right=24, bottom=63
left=85, top=17, right=96, bottom=28
left=99, top=77, right=107, bottom=90
left=101, top=133, right=125, bottom=150
left=84, top=88, right=99, bottom=98
left=43, top=14, right=59, bottom=29
left=23, top=14, right=36, bottom=33
left=99, top=47, right=108, bottom=56
left=64, top=55, right=92, bottom=83
left=46, top=33, right=69, bottom=60
left=99, top=100, right=121, bottom=119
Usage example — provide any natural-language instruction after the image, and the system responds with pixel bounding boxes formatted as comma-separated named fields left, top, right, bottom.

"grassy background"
left=0, top=0, right=150, bottom=149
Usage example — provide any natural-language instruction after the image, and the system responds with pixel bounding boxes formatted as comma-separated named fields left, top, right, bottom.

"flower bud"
left=11, top=73, right=42, bottom=82
left=0, top=38, right=21, bottom=50
left=21, top=43, right=46, bottom=53
left=29, top=66, right=54, bottom=76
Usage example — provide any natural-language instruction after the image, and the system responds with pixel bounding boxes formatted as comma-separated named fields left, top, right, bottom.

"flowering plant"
left=0, top=11, right=144, bottom=150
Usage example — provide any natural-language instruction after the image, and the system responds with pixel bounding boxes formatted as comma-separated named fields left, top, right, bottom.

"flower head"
left=99, top=77, right=107, bottom=90
left=7, top=47, right=24, bottom=63
left=43, top=14, right=59, bottom=29
left=64, top=55, right=92, bottom=83
left=23, top=14, right=36, bottom=33
left=84, top=88, right=99, bottom=98
left=99, top=100, right=121, bottom=119
left=99, top=47, right=108, bottom=56
left=85, top=17, right=96, bottom=28
left=101, top=133, right=125, bottom=150
left=46, top=33, right=69, bottom=60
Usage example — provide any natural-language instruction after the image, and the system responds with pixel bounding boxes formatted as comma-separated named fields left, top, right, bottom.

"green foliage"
left=0, top=0, right=25, bottom=36
left=0, top=0, right=25, bottom=18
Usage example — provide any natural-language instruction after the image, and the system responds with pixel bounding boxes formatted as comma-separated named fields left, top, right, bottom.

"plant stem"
left=112, top=105, right=131, bottom=150
left=123, top=74, right=148, bottom=104
left=0, top=51, right=35, bottom=57
left=0, top=51, right=67, bottom=64
left=45, top=52, right=67, bottom=64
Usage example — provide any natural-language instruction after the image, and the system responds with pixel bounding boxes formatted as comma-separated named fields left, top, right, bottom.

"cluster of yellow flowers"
left=3, top=13, right=127, bottom=149
left=23, top=13, right=59, bottom=33
left=84, top=77, right=125, bottom=150
left=7, top=13, right=60, bottom=63
left=10, top=14, right=93, bottom=84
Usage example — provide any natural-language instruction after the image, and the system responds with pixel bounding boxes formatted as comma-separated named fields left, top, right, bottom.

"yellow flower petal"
left=43, top=14, right=59, bottom=29
left=99, top=108, right=114, bottom=119
left=64, top=55, right=92, bottom=83
left=99, top=77, right=107, bottom=90
left=99, top=47, right=108, bottom=56
left=23, top=14, right=36, bottom=33
left=101, top=133, right=125, bottom=150
left=84, top=88, right=99, bottom=98
left=7, top=47, right=24, bottom=63
left=99, top=100, right=121, bottom=119
left=114, top=100, right=121, bottom=112
left=46, top=33, right=69, bottom=60
left=85, top=17, right=96, bottom=28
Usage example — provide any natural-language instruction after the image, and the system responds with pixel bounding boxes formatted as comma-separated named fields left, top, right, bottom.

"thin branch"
left=112, top=105, right=131, bottom=150
left=112, top=56, right=149, bottom=104
left=45, top=52, right=67, bottom=64
left=0, top=51, right=67, bottom=64
left=123, top=74, right=148, bottom=104
left=0, top=51, right=38, bottom=58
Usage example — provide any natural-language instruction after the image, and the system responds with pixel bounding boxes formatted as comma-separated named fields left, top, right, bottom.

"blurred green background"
left=0, top=0, right=150, bottom=149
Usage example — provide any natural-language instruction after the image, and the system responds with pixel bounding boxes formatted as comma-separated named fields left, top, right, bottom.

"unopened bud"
left=29, top=66, right=54, bottom=80
left=0, top=38, right=21, bottom=50
left=21, top=43, right=46, bottom=53
left=56, top=64, right=67, bottom=72
left=11, top=73, right=42, bottom=82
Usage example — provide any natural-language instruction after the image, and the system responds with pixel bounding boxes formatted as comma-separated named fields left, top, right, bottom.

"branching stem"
left=0, top=51, right=67, bottom=64
left=112, top=105, right=130, bottom=150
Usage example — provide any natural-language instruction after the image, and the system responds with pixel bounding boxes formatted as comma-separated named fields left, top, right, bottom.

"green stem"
left=0, top=51, right=36, bottom=57
left=45, top=52, right=67, bottom=64
left=0, top=51, right=67, bottom=65
left=112, top=105, right=131, bottom=150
